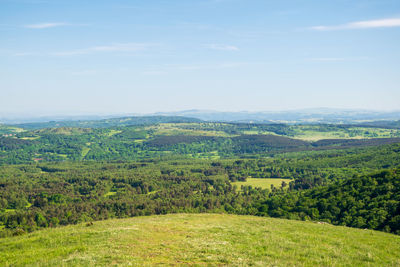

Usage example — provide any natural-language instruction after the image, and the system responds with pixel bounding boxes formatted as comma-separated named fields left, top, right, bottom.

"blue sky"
left=1, top=0, right=399, bottom=115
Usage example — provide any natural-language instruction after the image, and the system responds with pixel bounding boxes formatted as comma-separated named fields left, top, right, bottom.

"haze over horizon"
left=1, top=107, right=400, bottom=119
left=1, top=0, right=399, bottom=115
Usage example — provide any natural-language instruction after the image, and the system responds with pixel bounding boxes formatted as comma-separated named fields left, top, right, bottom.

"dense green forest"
left=1, top=119, right=400, bottom=237
left=256, top=168, right=400, bottom=234
left=1, top=142, right=400, bottom=236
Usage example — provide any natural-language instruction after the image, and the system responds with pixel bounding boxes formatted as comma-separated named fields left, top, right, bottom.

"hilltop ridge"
left=1, top=213, right=399, bottom=266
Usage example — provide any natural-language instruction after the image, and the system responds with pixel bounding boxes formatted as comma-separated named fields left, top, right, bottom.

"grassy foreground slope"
left=1, top=214, right=399, bottom=266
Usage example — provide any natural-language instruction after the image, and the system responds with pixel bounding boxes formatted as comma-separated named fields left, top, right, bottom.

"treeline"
left=12, top=116, right=203, bottom=129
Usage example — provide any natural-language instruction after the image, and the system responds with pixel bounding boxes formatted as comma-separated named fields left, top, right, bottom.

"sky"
left=0, top=0, right=400, bottom=116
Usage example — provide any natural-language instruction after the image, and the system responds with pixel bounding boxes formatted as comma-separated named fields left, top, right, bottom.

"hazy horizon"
left=1, top=0, right=400, bottom=115
left=1, top=107, right=400, bottom=122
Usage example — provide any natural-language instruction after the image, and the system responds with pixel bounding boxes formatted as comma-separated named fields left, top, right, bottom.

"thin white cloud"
left=90, top=43, right=149, bottom=52
left=71, top=70, right=98, bottom=76
left=311, top=18, right=400, bottom=31
left=13, top=52, right=38, bottom=56
left=310, top=57, right=346, bottom=61
left=137, top=62, right=249, bottom=74
left=52, top=43, right=153, bottom=56
left=210, top=0, right=238, bottom=3
left=177, top=62, right=247, bottom=71
left=309, top=57, right=369, bottom=62
left=205, top=44, right=239, bottom=51
left=141, top=70, right=168, bottom=75
left=24, top=22, right=68, bottom=29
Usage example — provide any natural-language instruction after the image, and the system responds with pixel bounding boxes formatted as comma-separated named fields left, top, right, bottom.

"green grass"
left=105, top=130, right=122, bottom=137
left=19, top=136, right=40, bottom=140
left=149, top=123, right=235, bottom=137
left=290, top=126, right=400, bottom=141
left=38, top=127, right=92, bottom=135
left=81, top=147, right=91, bottom=159
left=292, top=131, right=349, bottom=141
left=232, top=178, right=292, bottom=190
left=103, top=191, right=117, bottom=197
left=194, top=150, right=221, bottom=160
left=0, top=125, right=25, bottom=134
left=1, top=213, right=399, bottom=266
left=3, top=209, right=16, bottom=213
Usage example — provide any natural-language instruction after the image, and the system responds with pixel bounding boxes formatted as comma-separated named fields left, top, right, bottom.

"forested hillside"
left=1, top=142, right=400, bottom=236
left=257, top=168, right=400, bottom=234
left=1, top=121, right=400, bottom=164
left=1, top=121, right=400, bottom=238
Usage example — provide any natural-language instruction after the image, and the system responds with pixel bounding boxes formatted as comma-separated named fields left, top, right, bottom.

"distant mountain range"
left=154, top=108, right=400, bottom=124
left=1, top=108, right=399, bottom=126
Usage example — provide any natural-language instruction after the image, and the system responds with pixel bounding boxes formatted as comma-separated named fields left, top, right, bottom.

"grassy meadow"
left=1, top=213, right=399, bottom=266
left=232, top=178, right=292, bottom=190
left=289, top=126, right=400, bottom=141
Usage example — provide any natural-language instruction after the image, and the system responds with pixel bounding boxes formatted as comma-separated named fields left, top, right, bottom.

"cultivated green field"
left=289, top=126, right=400, bottom=141
left=1, top=214, right=399, bottom=266
left=232, top=178, right=292, bottom=190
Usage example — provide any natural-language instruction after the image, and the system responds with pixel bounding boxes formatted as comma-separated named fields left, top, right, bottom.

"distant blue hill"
left=11, top=116, right=202, bottom=129
left=155, top=109, right=400, bottom=124
left=1, top=108, right=400, bottom=128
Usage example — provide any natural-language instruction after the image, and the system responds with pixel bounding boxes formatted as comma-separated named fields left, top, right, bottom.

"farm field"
left=290, top=126, right=400, bottom=141
left=232, top=178, right=292, bottom=190
left=1, top=213, right=399, bottom=266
